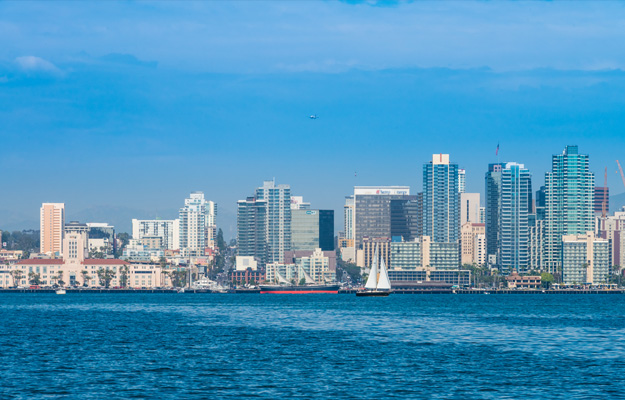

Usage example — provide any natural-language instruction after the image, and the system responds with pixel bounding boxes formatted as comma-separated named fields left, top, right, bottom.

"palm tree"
left=28, top=272, right=42, bottom=286
left=10, top=270, right=24, bottom=287
left=81, top=270, right=91, bottom=287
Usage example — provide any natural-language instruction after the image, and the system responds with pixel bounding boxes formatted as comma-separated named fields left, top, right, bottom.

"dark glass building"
left=291, top=209, right=334, bottom=251
left=390, top=194, right=422, bottom=241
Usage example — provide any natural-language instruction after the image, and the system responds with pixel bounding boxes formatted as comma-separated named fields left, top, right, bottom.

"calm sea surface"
left=1, top=293, right=625, bottom=399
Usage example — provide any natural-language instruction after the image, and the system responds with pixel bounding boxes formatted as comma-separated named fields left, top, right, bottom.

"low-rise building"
left=562, top=232, right=611, bottom=285
left=505, top=272, right=541, bottom=289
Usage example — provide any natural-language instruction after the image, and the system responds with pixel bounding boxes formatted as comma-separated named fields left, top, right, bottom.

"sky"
left=2, top=1, right=625, bottom=237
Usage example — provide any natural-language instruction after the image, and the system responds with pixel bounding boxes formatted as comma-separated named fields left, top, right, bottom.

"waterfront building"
left=505, top=272, right=541, bottom=289
left=460, top=222, right=485, bottom=266
left=545, top=146, right=595, bottom=274
left=422, top=154, right=460, bottom=243
left=255, top=180, right=291, bottom=264
left=498, top=162, right=532, bottom=274
left=362, top=237, right=391, bottom=269
left=230, top=256, right=265, bottom=285
left=562, top=232, right=610, bottom=284
left=236, top=196, right=268, bottom=266
left=122, top=239, right=165, bottom=262
left=485, top=163, right=505, bottom=265
left=593, top=187, right=609, bottom=216
left=390, top=235, right=459, bottom=270
left=63, top=222, right=89, bottom=263
left=179, top=192, right=208, bottom=254
left=460, top=193, right=481, bottom=225
left=40, top=203, right=65, bottom=255
left=132, top=219, right=180, bottom=250
left=291, top=209, right=334, bottom=251
left=387, top=269, right=471, bottom=286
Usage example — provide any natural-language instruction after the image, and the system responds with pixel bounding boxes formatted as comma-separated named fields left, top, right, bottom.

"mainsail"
left=364, top=245, right=379, bottom=290
left=275, top=269, right=289, bottom=284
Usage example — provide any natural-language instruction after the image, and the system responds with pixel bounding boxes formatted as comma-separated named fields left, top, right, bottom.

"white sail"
left=377, top=256, right=391, bottom=291
left=275, top=269, right=289, bottom=284
left=299, top=264, right=316, bottom=284
left=364, top=245, right=379, bottom=290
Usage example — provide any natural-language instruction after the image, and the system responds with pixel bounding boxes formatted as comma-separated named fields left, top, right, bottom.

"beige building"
left=362, top=237, right=391, bottom=269
left=461, top=222, right=486, bottom=265
left=40, top=203, right=65, bottom=255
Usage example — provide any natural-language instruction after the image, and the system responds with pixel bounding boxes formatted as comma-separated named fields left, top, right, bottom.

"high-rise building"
left=460, top=193, right=481, bottom=225
left=594, top=187, right=609, bottom=216
left=237, top=196, right=268, bottom=266
left=40, top=203, right=65, bottom=255
left=498, top=162, right=532, bottom=273
left=206, top=201, right=218, bottom=248
left=529, top=217, right=545, bottom=270
left=353, top=186, right=411, bottom=248
left=423, top=154, right=459, bottom=243
left=179, top=192, right=208, bottom=253
left=485, top=163, right=505, bottom=264
left=255, top=180, right=291, bottom=264
left=562, top=232, right=610, bottom=284
left=390, top=194, right=422, bottom=241
left=535, top=186, right=546, bottom=221
left=132, top=219, right=180, bottom=250
left=479, top=206, right=485, bottom=224
left=597, top=210, right=625, bottom=268
left=291, top=209, right=334, bottom=251
left=458, top=169, right=466, bottom=193
left=544, top=145, right=594, bottom=274
left=344, top=196, right=354, bottom=241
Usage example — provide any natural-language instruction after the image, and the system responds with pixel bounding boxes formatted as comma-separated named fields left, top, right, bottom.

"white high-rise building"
left=132, top=219, right=180, bottom=250
left=256, top=180, right=291, bottom=264
left=290, top=196, right=311, bottom=210
left=179, top=192, right=208, bottom=253
left=458, top=169, right=466, bottom=193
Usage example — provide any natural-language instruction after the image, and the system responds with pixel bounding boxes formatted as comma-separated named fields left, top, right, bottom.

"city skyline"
left=2, top=2, right=625, bottom=238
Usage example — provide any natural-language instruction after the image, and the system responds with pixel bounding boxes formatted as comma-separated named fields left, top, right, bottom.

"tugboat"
left=356, top=246, right=391, bottom=297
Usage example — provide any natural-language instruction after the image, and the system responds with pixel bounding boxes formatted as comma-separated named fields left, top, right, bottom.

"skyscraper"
left=255, top=180, right=291, bottom=264
left=422, top=154, right=459, bottom=243
left=498, top=162, right=532, bottom=273
left=485, top=163, right=505, bottom=264
left=544, top=145, right=595, bottom=274
left=237, top=196, right=268, bottom=265
left=132, top=219, right=180, bottom=250
left=353, top=186, right=412, bottom=247
left=40, top=203, right=65, bottom=255
left=390, top=194, right=422, bottom=241
left=179, top=192, right=208, bottom=253
left=291, top=209, right=334, bottom=251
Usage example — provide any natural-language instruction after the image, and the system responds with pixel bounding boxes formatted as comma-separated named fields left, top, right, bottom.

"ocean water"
left=1, top=294, right=625, bottom=399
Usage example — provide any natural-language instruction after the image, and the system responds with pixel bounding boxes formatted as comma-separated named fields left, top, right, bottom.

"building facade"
left=353, top=186, right=411, bottom=248
left=255, top=180, right=291, bottom=264
left=460, top=222, right=486, bottom=266
left=40, top=203, right=65, bottom=255
left=423, top=154, right=460, bottom=243
left=562, top=232, right=610, bottom=284
left=132, top=219, right=180, bottom=250
left=291, top=209, right=334, bottom=251
left=236, top=196, right=268, bottom=266
left=460, top=193, right=481, bottom=225
left=545, top=146, right=594, bottom=274
left=485, top=163, right=505, bottom=265
left=179, top=192, right=208, bottom=254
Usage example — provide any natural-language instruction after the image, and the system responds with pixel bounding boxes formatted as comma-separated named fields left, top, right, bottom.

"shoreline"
left=0, top=288, right=623, bottom=295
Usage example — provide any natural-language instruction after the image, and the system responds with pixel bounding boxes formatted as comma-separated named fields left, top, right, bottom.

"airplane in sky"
left=309, top=114, right=319, bottom=120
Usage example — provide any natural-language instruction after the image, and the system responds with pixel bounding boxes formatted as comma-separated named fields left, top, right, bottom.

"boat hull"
left=259, top=285, right=340, bottom=294
left=356, top=290, right=391, bottom=297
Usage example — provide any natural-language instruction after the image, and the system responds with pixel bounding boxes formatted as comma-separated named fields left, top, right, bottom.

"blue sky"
left=2, top=1, right=625, bottom=237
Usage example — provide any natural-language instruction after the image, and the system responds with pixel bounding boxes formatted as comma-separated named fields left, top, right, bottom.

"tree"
left=216, top=228, right=227, bottom=253
left=56, top=271, right=65, bottom=287
left=96, top=267, right=116, bottom=288
left=167, top=270, right=187, bottom=288
left=119, top=265, right=130, bottom=288
left=114, top=233, right=131, bottom=258
left=10, top=270, right=24, bottom=287
left=28, top=272, right=42, bottom=286
left=81, top=270, right=92, bottom=287
left=159, top=256, right=168, bottom=269
left=541, top=272, right=555, bottom=289
left=299, top=278, right=306, bottom=286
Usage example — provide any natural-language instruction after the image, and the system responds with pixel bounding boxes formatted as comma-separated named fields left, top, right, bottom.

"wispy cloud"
left=14, top=56, right=63, bottom=76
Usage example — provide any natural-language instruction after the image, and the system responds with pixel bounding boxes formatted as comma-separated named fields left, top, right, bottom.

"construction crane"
left=602, top=167, right=608, bottom=218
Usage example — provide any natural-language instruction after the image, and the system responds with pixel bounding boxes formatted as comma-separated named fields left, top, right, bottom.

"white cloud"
left=14, top=56, right=62, bottom=75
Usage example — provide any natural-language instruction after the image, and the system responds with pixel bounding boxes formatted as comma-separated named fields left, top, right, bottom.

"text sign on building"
left=354, top=187, right=410, bottom=196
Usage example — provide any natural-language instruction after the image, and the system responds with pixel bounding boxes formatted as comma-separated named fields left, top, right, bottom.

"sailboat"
left=356, top=246, right=391, bottom=297
left=259, top=265, right=340, bottom=294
